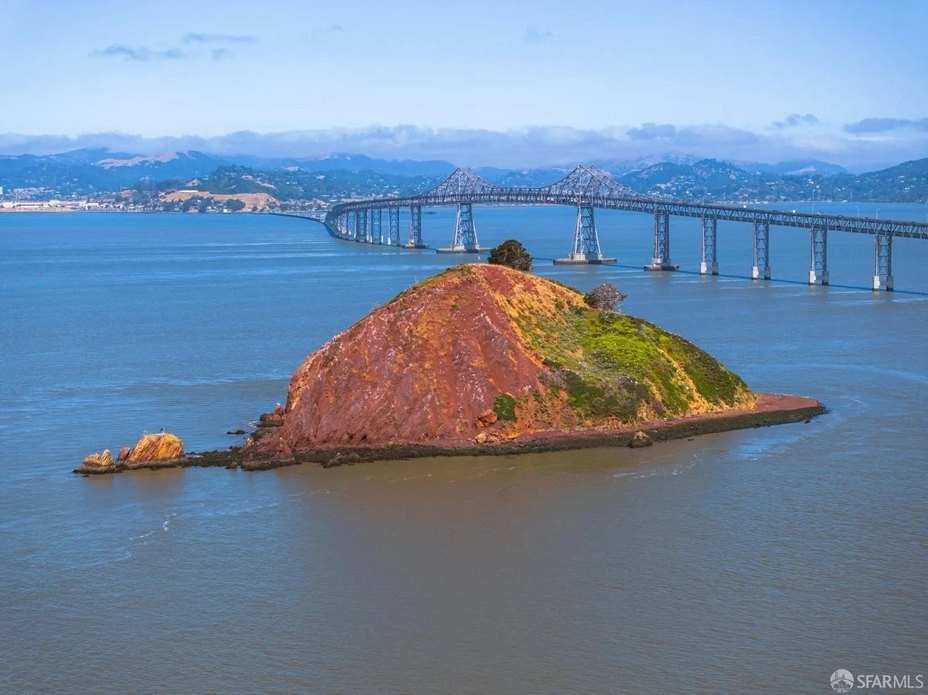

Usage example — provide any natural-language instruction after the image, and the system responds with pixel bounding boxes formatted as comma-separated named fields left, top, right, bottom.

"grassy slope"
left=480, top=267, right=754, bottom=424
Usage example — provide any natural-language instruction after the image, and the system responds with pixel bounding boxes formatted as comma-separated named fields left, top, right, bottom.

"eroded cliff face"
left=255, top=264, right=754, bottom=458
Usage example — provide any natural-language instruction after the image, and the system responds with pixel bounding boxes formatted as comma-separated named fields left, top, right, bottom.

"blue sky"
left=1, top=0, right=926, bottom=168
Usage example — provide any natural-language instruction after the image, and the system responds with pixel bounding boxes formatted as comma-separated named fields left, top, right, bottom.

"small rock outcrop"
left=117, top=446, right=131, bottom=462
left=260, top=405, right=285, bottom=427
left=78, top=449, right=115, bottom=474
left=126, top=433, right=185, bottom=467
left=628, top=431, right=653, bottom=448
left=475, top=409, right=498, bottom=428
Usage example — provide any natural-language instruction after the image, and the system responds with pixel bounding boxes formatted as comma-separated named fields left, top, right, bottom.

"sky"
left=1, top=0, right=926, bottom=169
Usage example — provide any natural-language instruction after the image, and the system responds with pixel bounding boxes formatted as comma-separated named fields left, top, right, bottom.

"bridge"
left=320, top=165, right=928, bottom=291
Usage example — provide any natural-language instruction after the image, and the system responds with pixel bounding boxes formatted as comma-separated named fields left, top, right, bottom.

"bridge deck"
left=323, top=165, right=928, bottom=240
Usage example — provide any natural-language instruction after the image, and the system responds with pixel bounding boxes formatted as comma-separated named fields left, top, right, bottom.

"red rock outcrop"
left=254, top=263, right=755, bottom=459
left=127, top=433, right=185, bottom=465
left=78, top=449, right=115, bottom=473
left=256, top=264, right=574, bottom=458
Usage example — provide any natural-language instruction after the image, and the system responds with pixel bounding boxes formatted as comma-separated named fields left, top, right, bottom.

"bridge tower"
left=554, top=205, right=616, bottom=264
left=809, top=225, right=829, bottom=285
left=872, top=231, right=894, bottom=291
left=700, top=216, right=718, bottom=275
left=645, top=212, right=679, bottom=271
left=752, top=220, right=771, bottom=280
left=387, top=208, right=401, bottom=246
left=439, top=203, right=482, bottom=253
left=406, top=205, right=426, bottom=248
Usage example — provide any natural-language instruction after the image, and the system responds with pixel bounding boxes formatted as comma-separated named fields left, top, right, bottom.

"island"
left=76, top=263, right=823, bottom=474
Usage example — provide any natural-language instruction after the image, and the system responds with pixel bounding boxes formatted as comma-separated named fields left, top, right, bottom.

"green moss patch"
left=493, top=393, right=517, bottom=421
left=514, top=304, right=750, bottom=422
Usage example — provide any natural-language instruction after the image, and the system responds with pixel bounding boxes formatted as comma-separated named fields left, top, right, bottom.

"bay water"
left=1, top=205, right=926, bottom=693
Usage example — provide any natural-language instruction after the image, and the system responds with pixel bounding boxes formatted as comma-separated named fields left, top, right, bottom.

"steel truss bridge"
left=320, top=165, right=928, bottom=291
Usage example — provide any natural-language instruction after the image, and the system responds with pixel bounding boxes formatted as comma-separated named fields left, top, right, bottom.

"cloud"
left=627, top=123, right=676, bottom=140
left=844, top=117, right=928, bottom=134
left=92, top=33, right=256, bottom=63
left=772, top=113, right=819, bottom=129
left=92, top=45, right=187, bottom=62
left=183, top=32, right=256, bottom=44
left=330, top=24, right=346, bottom=32
left=524, top=28, right=553, bottom=43
left=3, top=117, right=928, bottom=171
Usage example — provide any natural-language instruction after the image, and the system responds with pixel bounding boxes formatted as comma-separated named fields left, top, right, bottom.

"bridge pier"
left=438, top=203, right=482, bottom=253
left=808, top=225, right=829, bottom=285
left=644, top=212, right=678, bottom=271
left=872, top=231, right=894, bottom=291
left=700, top=216, right=718, bottom=275
left=387, top=208, right=400, bottom=246
left=350, top=210, right=361, bottom=242
left=362, top=209, right=371, bottom=242
left=752, top=220, right=771, bottom=280
left=405, top=206, right=426, bottom=248
left=554, top=205, right=616, bottom=264
left=371, top=209, right=383, bottom=244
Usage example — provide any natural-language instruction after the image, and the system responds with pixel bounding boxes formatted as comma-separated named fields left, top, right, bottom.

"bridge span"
left=320, top=165, right=928, bottom=291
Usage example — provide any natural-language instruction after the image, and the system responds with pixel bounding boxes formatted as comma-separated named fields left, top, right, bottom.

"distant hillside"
left=742, top=159, right=848, bottom=176
left=617, top=158, right=928, bottom=203
left=228, top=153, right=456, bottom=178
left=189, top=165, right=444, bottom=201
left=0, top=149, right=225, bottom=194
left=0, top=148, right=925, bottom=203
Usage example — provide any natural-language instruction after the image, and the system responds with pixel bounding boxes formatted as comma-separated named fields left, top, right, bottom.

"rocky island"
left=76, top=264, right=823, bottom=474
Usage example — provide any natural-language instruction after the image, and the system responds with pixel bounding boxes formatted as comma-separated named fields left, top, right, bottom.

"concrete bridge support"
left=369, top=209, right=382, bottom=244
left=700, top=216, right=718, bottom=275
left=387, top=208, right=400, bottom=246
left=752, top=220, right=771, bottom=280
left=554, top=205, right=615, bottom=264
left=872, top=231, right=894, bottom=291
left=406, top=206, right=426, bottom=248
left=645, top=212, right=678, bottom=271
left=351, top=210, right=367, bottom=243
left=439, top=203, right=482, bottom=253
left=809, top=225, right=829, bottom=285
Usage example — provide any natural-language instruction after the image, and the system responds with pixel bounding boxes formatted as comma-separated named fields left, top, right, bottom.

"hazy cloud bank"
left=2, top=117, right=926, bottom=171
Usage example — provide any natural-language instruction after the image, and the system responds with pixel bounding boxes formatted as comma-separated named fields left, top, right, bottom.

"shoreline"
left=74, top=393, right=825, bottom=475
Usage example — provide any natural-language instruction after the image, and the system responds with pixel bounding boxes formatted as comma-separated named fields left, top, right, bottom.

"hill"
left=3, top=149, right=925, bottom=204
left=76, top=264, right=824, bottom=473
left=253, top=264, right=759, bottom=459
left=617, top=157, right=928, bottom=203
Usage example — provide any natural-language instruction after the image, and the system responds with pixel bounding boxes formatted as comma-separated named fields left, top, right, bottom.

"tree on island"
left=488, top=239, right=532, bottom=271
left=584, top=282, right=627, bottom=311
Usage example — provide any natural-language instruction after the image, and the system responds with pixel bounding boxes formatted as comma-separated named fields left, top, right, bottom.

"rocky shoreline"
left=74, top=394, right=824, bottom=476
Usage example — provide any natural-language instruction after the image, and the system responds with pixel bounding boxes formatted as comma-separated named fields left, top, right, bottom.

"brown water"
left=1, top=209, right=926, bottom=693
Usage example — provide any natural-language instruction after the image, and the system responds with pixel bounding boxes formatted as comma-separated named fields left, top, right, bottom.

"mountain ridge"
left=1, top=149, right=925, bottom=203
